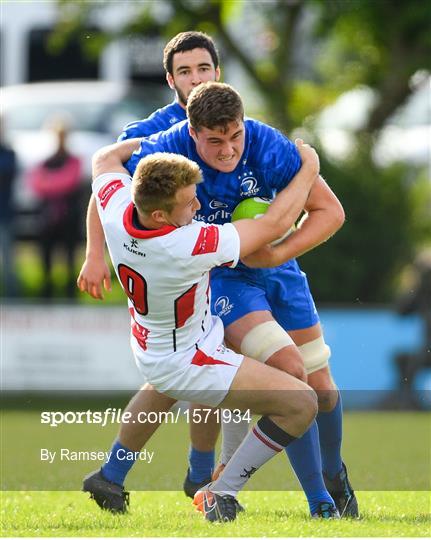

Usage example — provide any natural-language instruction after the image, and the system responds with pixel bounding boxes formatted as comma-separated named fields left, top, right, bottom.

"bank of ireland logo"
left=209, top=200, right=228, bottom=210
left=203, top=200, right=231, bottom=222
left=239, top=171, right=260, bottom=197
left=214, top=295, right=234, bottom=317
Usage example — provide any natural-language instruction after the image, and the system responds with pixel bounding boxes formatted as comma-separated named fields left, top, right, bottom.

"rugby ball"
left=231, top=197, right=295, bottom=245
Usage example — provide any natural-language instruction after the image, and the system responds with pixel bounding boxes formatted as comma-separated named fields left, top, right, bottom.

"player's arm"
left=92, top=138, right=141, bottom=177
left=243, top=176, right=345, bottom=268
left=77, top=195, right=111, bottom=300
left=234, top=140, right=319, bottom=258
left=283, top=175, right=345, bottom=259
left=77, top=139, right=141, bottom=299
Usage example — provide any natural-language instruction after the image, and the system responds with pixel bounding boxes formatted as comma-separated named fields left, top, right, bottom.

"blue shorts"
left=210, top=260, right=319, bottom=332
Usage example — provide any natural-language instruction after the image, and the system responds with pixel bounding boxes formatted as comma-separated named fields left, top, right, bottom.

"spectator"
left=27, top=117, right=82, bottom=299
left=0, top=116, right=18, bottom=297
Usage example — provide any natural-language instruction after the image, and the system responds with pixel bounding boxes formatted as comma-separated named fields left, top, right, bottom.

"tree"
left=299, top=150, right=431, bottom=302
left=54, top=0, right=431, bottom=302
left=56, top=0, right=430, bottom=133
left=312, top=0, right=431, bottom=134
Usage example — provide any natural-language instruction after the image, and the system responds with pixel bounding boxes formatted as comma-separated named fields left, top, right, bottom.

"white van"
left=1, top=80, right=172, bottom=239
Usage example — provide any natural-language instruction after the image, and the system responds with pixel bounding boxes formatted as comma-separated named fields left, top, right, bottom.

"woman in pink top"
left=28, top=119, right=82, bottom=299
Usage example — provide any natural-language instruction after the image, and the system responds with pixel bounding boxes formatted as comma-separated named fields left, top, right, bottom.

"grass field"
left=2, top=410, right=430, bottom=491
left=1, top=409, right=430, bottom=536
left=1, top=490, right=430, bottom=537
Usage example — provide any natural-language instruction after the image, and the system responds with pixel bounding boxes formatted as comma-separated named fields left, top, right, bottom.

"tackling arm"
left=76, top=195, right=111, bottom=300
left=91, top=138, right=141, bottom=178
left=76, top=139, right=141, bottom=299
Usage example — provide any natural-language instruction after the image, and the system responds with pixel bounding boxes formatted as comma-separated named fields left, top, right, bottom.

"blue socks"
left=285, top=420, right=334, bottom=514
left=101, top=440, right=137, bottom=486
left=316, top=390, right=343, bottom=479
left=102, top=443, right=216, bottom=487
left=286, top=392, right=344, bottom=513
left=188, top=447, right=215, bottom=483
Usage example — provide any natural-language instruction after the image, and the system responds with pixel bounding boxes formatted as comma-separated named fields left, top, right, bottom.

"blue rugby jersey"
left=117, top=101, right=187, bottom=141
left=123, top=116, right=319, bottom=330
left=125, top=118, right=301, bottom=225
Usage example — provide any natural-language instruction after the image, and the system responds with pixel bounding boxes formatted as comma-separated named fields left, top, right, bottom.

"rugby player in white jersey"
left=85, top=137, right=319, bottom=521
left=80, top=33, right=223, bottom=492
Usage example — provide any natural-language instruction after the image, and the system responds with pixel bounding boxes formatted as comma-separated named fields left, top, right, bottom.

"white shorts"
left=131, top=316, right=244, bottom=407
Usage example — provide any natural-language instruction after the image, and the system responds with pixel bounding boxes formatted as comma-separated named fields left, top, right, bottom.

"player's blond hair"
left=187, top=82, right=244, bottom=133
left=132, top=153, right=202, bottom=215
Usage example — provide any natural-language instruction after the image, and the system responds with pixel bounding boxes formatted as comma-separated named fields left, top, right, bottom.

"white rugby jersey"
left=93, top=173, right=240, bottom=356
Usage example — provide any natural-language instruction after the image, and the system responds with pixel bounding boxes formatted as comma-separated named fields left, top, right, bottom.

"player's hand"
left=241, top=244, right=276, bottom=268
left=76, top=256, right=112, bottom=300
left=295, top=138, right=320, bottom=178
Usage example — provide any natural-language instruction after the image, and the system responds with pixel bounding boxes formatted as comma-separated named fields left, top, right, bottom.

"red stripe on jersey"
left=175, top=283, right=198, bottom=329
left=191, top=349, right=233, bottom=367
left=98, top=179, right=124, bottom=209
left=252, top=427, right=283, bottom=452
left=191, top=225, right=219, bottom=256
left=128, top=307, right=150, bottom=350
left=123, top=203, right=176, bottom=238
left=219, top=260, right=234, bottom=267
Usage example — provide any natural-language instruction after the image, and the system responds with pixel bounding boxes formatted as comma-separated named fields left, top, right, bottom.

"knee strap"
left=299, top=336, right=331, bottom=374
left=240, top=321, right=294, bottom=363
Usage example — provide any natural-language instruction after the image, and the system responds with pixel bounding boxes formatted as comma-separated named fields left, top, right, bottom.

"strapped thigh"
left=240, top=321, right=294, bottom=363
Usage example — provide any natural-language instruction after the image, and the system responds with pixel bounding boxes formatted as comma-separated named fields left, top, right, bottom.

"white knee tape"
left=298, top=336, right=331, bottom=374
left=240, top=321, right=294, bottom=363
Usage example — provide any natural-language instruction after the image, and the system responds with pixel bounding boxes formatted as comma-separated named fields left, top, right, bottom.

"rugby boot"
left=183, top=468, right=212, bottom=499
left=82, top=469, right=129, bottom=513
left=211, top=463, right=245, bottom=512
left=193, top=486, right=238, bottom=522
left=324, top=462, right=359, bottom=518
left=311, top=502, right=340, bottom=519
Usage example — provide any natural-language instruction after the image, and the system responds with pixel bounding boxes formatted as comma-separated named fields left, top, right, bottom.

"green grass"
left=2, top=410, right=429, bottom=491
left=1, top=410, right=430, bottom=536
left=1, top=490, right=430, bottom=537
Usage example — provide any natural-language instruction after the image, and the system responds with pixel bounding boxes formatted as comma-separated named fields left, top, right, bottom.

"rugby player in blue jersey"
left=117, top=33, right=218, bottom=139
left=78, top=37, right=358, bottom=519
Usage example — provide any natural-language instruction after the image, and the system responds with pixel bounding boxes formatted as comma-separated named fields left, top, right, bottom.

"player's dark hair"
left=163, top=31, right=219, bottom=75
left=187, top=82, right=244, bottom=132
left=132, top=153, right=202, bottom=215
